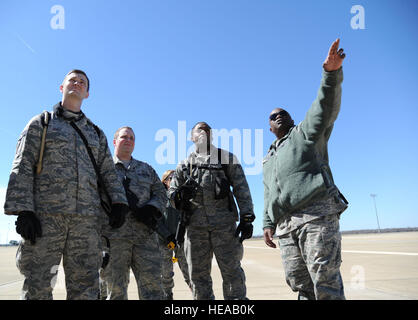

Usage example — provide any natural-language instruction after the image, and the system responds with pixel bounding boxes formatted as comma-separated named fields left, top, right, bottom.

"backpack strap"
left=217, top=148, right=239, bottom=218
left=86, top=118, right=101, bottom=138
left=218, top=148, right=232, bottom=186
left=180, top=149, right=232, bottom=183
left=36, top=111, right=51, bottom=175
left=69, top=121, right=112, bottom=214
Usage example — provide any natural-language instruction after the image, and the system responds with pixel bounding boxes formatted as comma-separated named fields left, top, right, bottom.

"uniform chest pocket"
left=81, top=128, right=101, bottom=161
left=46, top=124, right=73, bottom=145
left=45, top=125, right=76, bottom=162
left=128, top=174, right=154, bottom=205
left=86, top=139, right=100, bottom=161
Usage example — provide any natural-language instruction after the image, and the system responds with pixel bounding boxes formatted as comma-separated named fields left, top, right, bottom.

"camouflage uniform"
left=276, top=198, right=346, bottom=299
left=104, top=157, right=166, bottom=300
left=99, top=235, right=111, bottom=300
left=169, top=145, right=254, bottom=300
left=263, top=68, right=348, bottom=300
left=4, top=103, right=127, bottom=300
left=99, top=264, right=110, bottom=300
left=159, top=197, right=191, bottom=299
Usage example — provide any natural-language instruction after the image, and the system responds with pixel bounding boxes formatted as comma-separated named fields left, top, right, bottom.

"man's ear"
left=113, top=139, right=117, bottom=147
left=59, top=84, right=64, bottom=93
left=84, top=91, right=89, bottom=99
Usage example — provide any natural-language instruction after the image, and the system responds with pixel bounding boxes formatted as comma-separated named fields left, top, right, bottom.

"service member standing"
left=263, top=39, right=349, bottom=300
left=105, top=126, right=166, bottom=300
left=4, top=69, right=128, bottom=300
left=169, top=122, right=255, bottom=300
left=160, top=170, right=191, bottom=300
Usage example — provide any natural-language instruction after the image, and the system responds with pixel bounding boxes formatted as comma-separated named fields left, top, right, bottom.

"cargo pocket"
left=16, top=240, right=33, bottom=276
left=319, top=214, right=342, bottom=267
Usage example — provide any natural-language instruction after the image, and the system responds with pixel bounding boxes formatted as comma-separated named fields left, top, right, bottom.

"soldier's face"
left=114, top=128, right=135, bottom=156
left=60, top=73, right=89, bottom=100
left=191, top=123, right=212, bottom=146
left=269, top=108, right=294, bottom=138
left=163, top=174, right=174, bottom=189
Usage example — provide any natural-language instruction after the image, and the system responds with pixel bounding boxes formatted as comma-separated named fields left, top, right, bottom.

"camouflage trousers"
left=277, top=213, right=345, bottom=300
left=106, top=232, right=163, bottom=300
left=98, top=235, right=110, bottom=300
left=99, top=266, right=109, bottom=300
left=160, top=238, right=191, bottom=299
left=16, top=213, right=102, bottom=300
left=185, top=223, right=247, bottom=300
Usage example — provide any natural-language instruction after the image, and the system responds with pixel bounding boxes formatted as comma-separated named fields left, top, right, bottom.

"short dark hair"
left=114, top=126, right=135, bottom=140
left=192, top=121, right=212, bottom=131
left=65, top=69, right=90, bottom=92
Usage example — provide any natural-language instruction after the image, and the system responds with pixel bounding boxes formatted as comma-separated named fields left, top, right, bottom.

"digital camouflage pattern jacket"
left=4, top=103, right=127, bottom=217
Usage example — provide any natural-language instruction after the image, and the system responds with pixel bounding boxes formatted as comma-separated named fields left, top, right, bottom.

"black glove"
left=15, top=211, right=42, bottom=245
left=174, top=183, right=197, bottom=210
left=178, top=182, right=197, bottom=202
left=235, top=213, right=255, bottom=243
left=109, top=203, right=128, bottom=229
left=133, top=204, right=159, bottom=228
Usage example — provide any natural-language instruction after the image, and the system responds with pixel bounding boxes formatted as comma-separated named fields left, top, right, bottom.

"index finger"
left=328, top=38, right=340, bottom=55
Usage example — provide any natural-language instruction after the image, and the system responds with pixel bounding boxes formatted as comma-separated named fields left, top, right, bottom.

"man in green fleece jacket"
left=263, top=39, right=348, bottom=300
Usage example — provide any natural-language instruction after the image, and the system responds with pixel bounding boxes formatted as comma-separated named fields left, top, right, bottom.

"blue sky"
left=0, top=0, right=417, bottom=243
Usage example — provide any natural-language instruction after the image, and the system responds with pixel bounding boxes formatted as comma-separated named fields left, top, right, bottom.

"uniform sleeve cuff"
left=322, top=66, right=343, bottom=85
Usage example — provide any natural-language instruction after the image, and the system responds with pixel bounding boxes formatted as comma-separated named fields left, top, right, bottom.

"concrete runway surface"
left=0, top=232, right=417, bottom=300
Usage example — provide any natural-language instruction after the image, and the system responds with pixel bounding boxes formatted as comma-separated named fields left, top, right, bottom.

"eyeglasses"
left=269, top=110, right=289, bottom=121
left=164, top=173, right=174, bottom=183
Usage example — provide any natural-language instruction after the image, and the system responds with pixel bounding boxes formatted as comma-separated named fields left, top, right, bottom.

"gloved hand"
left=235, top=213, right=255, bottom=243
left=174, top=182, right=197, bottom=210
left=109, top=203, right=128, bottom=229
left=178, top=183, right=197, bottom=202
left=15, top=211, right=42, bottom=245
left=133, top=204, right=159, bottom=228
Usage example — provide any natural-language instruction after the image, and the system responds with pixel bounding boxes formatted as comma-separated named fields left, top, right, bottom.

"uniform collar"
left=53, top=102, right=85, bottom=122
left=114, top=155, right=135, bottom=169
left=269, top=126, right=295, bottom=151
left=192, top=144, right=217, bottom=157
left=189, top=145, right=221, bottom=167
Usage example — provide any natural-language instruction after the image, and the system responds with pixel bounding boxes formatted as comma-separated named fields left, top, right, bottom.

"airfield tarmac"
left=0, top=232, right=417, bottom=300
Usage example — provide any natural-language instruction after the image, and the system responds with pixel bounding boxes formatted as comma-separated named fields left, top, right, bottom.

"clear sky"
left=0, top=0, right=417, bottom=243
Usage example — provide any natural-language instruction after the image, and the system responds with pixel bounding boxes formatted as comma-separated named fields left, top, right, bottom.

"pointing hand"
left=323, top=38, right=346, bottom=71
